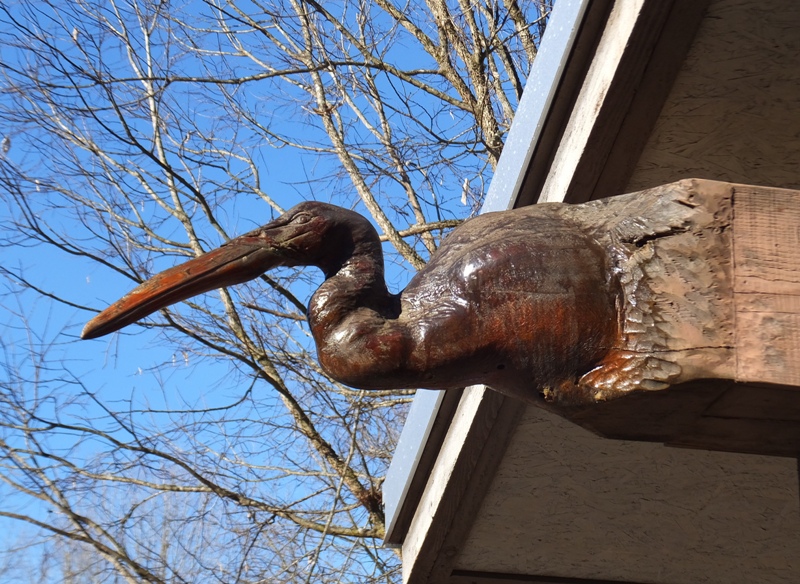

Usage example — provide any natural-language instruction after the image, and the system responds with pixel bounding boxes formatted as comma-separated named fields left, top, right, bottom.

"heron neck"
left=308, top=252, right=398, bottom=339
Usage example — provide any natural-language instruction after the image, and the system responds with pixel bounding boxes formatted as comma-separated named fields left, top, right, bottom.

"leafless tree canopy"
left=0, top=0, right=548, bottom=581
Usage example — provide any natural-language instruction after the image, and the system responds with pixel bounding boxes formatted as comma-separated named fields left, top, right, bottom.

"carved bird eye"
left=293, top=213, right=311, bottom=224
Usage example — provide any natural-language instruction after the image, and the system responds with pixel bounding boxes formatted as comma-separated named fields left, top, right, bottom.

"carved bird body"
left=82, top=202, right=618, bottom=404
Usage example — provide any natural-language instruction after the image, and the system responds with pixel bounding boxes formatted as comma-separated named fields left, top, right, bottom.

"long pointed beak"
left=82, top=237, right=283, bottom=340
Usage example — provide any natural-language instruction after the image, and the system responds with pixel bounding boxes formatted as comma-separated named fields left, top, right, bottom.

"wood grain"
left=734, top=186, right=800, bottom=385
left=555, top=179, right=800, bottom=457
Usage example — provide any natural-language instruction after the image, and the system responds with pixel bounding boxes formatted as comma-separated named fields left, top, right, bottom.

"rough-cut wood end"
left=550, top=179, right=800, bottom=457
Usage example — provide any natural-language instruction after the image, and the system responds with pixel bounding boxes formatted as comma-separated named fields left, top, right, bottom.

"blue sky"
left=0, top=0, right=542, bottom=579
left=0, top=3, right=431, bottom=579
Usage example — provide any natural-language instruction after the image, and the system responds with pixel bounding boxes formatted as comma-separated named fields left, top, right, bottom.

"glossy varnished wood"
left=83, top=200, right=619, bottom=405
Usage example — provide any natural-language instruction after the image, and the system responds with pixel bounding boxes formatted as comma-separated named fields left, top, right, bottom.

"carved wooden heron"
left=82, top=202, right=618, bottom=403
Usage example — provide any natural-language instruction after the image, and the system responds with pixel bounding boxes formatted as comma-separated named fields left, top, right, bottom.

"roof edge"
left=382, top=0, right=599, bottom=546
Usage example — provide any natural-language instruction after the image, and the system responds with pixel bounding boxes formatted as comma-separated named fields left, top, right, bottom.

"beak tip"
left=81, top=310, right=123, bottom=340
left=80, top=319, right=103, bottom=340
left=80, top=237, right=279, bottom=341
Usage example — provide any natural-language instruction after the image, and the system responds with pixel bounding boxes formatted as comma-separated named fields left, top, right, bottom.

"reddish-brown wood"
left=83, top=178, right=800, bottom=456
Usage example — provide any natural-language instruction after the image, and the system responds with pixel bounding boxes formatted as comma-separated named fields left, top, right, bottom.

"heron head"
left=81, top=202, right=380, bottom=339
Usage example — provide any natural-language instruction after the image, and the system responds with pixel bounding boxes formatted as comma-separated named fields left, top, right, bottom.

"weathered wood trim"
left=570, top=179, right=800, bottom=396
left=537, top=0, right=710, bottom=204
left=384, top=388, right=464, bottom=547
left=402, top=388, right=524, bottom=584
left=515, top=0, right=614, bottom=207
left=561, top=178, right=736, bottom=402
left=590, top=0, right=712, bottom=201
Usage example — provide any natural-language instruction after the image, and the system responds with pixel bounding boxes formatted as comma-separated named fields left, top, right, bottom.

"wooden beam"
left=733, top=185, right=800, bottom=385
left=553, top=179, right=800, bottom=457
left=400, top=179, right=800, bottom=583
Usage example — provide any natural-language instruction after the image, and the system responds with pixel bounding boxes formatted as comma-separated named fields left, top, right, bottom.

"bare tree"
left=0, top=0, right=549, bottom=581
